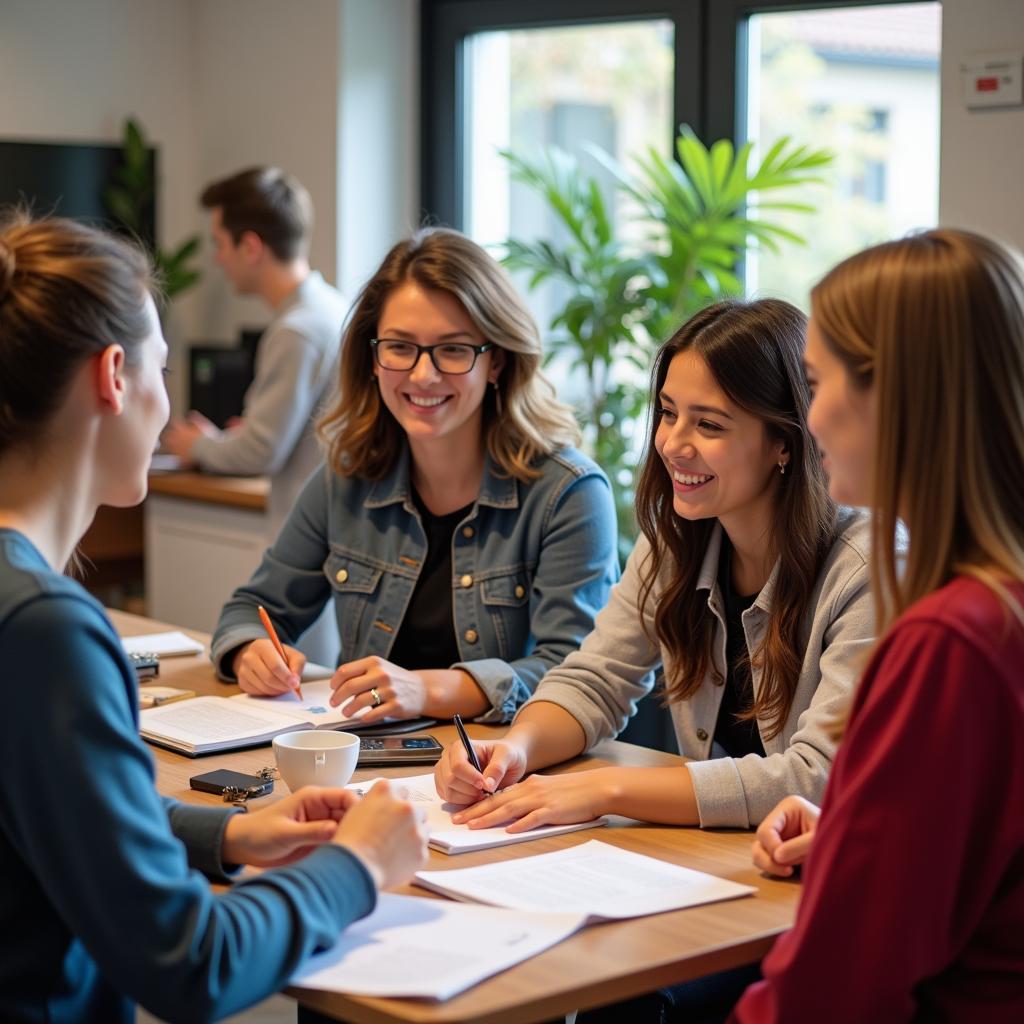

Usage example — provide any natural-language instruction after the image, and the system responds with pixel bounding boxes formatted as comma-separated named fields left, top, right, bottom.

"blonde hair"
left=318, top=227, right=580, bottom=480
left=811, top=229, right=1024, bottom=633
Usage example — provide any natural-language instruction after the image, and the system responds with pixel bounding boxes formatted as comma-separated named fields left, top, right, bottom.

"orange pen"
left=257, top=604, right=303, bottom=700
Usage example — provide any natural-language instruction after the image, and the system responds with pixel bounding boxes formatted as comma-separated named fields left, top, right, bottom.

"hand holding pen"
left=435, top=717, right=529, bottom=806
left=231, top=607, right=307, bottom=697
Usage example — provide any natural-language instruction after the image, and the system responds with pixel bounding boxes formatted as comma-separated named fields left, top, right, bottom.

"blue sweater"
left=0, top=529, right=376, bottom=1024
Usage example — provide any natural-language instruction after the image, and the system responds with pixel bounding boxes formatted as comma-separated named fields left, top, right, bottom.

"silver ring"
left=370, top=687, right=382, bottom=708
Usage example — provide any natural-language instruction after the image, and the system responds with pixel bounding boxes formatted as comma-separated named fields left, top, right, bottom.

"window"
left=421, top=1, right=701, bottom=231
left=463, top=20, right=674, bottom=246
left=744, top=3, right=941, bottom=306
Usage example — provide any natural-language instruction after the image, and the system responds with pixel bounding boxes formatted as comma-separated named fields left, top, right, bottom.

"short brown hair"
left=0, top=211, right=155, bottom=455
left=318, top=227, right=580, bottom=482
left=200, top=167, right=312, bottom=261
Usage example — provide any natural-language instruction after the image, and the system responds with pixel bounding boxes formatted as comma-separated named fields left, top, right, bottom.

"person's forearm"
left=421, top=669, right=490, bottom=718
left=600, top=765, right=699, bottom=825
left=504, top=701, right=589, bottom=772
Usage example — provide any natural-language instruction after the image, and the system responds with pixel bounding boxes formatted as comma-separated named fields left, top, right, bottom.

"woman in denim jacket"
left=211, top=228, right=618, bottom=724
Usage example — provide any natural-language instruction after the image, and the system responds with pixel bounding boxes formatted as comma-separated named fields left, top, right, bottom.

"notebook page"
left=140, top=696, right=296, bottom=745
left=351, top=773, right=606, bottom=854
left=230, top=681, right=371, bottom=728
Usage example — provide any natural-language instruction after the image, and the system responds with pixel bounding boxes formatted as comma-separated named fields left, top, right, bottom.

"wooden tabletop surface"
left=114, top=610, right=798, bottom=1024
left=147, top=471, right=269, bottom=510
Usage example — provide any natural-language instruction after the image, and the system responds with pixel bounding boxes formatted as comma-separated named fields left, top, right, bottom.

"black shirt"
left=712, top=540, right=767, bottom=759
left=388, top=489, right=473, bottom=670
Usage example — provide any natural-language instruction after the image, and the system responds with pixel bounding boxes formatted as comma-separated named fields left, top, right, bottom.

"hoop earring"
left=778, top=461, right=787, bottom=476
left=492, top=380, right=503, bottom=416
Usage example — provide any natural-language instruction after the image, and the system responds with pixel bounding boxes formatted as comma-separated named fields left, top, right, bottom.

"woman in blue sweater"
left=0, top=214, right=428, bottom=1023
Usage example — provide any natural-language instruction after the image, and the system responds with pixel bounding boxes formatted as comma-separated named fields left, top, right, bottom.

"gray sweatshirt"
left=518, top=507, right=875, bottom=828
left=191, top=271, right=348, bottom=534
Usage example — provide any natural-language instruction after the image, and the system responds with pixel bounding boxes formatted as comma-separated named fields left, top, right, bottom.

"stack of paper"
left=415, top=839, right=756, bottom=921
left=353, top=773, right=606, bottom=854
left=123, top=631, right=204, bottom=658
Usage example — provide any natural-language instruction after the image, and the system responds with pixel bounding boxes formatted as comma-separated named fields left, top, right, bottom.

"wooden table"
left=115, top=611, right=798, bottom=1024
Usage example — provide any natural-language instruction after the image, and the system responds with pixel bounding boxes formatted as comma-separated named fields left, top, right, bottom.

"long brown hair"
left=318, top=227, right=580, bottom=481
left=635, top=299, right=837, bottom=739
left=812, top=228, right=1024, bottom=631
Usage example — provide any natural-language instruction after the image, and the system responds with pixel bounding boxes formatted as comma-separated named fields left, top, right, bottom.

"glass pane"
left=746, top=3, right=941, bottom=308
left=463, top=19, right=674, bottom=263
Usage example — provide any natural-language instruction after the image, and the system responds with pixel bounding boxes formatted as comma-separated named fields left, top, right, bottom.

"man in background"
left=163, top=167, right=348, bottom=535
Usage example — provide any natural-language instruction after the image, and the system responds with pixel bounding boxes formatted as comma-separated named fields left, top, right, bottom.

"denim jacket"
left=211, top=445, right=618, bottom=722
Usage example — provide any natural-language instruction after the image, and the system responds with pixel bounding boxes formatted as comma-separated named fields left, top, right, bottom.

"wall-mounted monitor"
left=0, top=139, right=156, bottom=246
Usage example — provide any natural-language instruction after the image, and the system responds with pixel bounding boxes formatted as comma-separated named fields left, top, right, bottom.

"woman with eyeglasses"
left=210, top=227, right=618, bottom=724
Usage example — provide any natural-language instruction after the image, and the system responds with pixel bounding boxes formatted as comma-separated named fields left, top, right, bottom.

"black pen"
left=452, top=713, right=483, bottom=773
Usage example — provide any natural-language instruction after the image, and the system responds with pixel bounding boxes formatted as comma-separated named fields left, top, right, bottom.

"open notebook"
left=139, top=678, right=373, bottom=756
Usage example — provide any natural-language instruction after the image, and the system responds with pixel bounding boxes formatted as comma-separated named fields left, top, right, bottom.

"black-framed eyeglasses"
left=370, top=338, right=494, bottom=375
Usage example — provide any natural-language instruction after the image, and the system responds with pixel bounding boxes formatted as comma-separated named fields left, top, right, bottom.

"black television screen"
left=0, top=139, right=156, bottom=246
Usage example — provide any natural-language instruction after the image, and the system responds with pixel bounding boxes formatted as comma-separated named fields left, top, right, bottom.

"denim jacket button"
left=514, top=585, right=525, bottom=599
left=460, top=574, right=473, bottom=588
left=462, top=526, right=475, bottom=538
left=696, top=727, right=709, bottom=742
left=464, top=628, right=479, bottom=644
left=335, top=568, right=349, bottom=584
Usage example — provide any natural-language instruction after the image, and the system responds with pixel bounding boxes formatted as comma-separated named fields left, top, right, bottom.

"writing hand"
left=433, top=737, right=527, bottom=805
left=233, top=638, right=305, bottom=696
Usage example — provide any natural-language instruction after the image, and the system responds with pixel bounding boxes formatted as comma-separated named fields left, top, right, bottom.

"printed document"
left=415, top=839, right=756, bottom=920
left=291, top=893, right=585, bottom=1000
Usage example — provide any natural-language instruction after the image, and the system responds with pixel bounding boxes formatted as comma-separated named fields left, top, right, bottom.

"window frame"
left=420, top=0, right=702, bottom=229
left=420, top=0, right=934, bottom=229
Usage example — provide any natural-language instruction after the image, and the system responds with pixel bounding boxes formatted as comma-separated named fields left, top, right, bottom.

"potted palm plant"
left=501, top=125, right=832, bottom=556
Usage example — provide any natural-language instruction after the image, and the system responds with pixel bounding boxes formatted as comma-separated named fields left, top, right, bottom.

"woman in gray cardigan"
left=436, top=298, right=875, bottom=830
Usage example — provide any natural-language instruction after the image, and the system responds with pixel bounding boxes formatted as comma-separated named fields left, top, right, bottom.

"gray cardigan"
left=519, top=508, right=875, bottom=828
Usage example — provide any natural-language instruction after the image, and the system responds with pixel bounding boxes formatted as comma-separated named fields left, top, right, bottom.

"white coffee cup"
left=272, top=730, right=360, bottom=792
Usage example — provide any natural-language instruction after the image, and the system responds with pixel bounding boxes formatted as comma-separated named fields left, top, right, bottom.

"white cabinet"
left=145, top=495, right=269, bottom=634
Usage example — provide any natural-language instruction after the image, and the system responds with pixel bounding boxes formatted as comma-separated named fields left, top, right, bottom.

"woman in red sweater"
left=733, top=228, right=1024, bottom=1022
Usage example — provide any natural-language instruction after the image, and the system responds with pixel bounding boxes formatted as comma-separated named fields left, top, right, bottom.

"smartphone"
left=189, top=769, right=274, bottom=800
left=357, top=735, right=444, bottom=767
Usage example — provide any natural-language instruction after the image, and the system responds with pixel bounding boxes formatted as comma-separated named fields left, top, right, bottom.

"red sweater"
left=733, top=576, right=1024, bottom=1023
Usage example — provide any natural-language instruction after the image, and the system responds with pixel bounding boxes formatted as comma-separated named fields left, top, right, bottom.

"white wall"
left=0, top=0, right=420, bottom=412
left=0, top=0, right=201, bottom=408
left=190, top=0, right=345, bottom=341
left=940, top=0, right=1024, bottom=248
left=337, top=0, right=420, bottom=298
